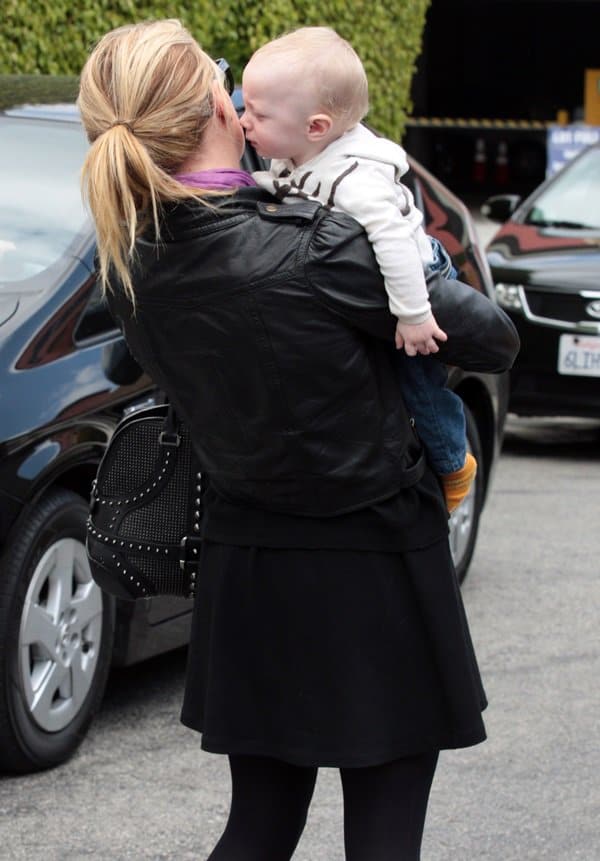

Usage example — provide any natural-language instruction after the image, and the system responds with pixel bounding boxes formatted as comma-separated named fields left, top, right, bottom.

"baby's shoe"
left=441, top=452, right=477, bottom=513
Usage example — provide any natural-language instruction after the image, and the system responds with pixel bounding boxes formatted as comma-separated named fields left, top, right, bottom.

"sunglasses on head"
left=215, top=58, right=234, bottom=95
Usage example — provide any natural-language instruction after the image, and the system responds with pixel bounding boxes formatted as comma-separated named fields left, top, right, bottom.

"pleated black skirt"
left=180, top=538, right=487, bottom=768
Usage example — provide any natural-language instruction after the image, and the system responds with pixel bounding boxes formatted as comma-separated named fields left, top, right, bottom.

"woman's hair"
left=78, top=19, right=223, bottom=301
left=251, top=27, right=369, bottom=129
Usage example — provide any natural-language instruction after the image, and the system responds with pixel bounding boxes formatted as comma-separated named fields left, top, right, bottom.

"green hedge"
left=0, top=1, right=430, bottom=139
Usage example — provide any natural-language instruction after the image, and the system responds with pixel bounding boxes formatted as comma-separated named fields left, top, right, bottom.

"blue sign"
left=547, top=125, right=600, bottom=176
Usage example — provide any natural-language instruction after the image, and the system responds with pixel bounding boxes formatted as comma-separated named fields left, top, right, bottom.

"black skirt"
left=180, top=537, right=487, bottom=768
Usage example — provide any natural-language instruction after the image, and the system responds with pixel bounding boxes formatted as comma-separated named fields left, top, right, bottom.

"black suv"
left=484, top=143, right=600, bottom=418
left=0, top=77, right=510, bottom=773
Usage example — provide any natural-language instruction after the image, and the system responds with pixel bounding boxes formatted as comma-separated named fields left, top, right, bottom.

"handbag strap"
left=159, top=402, right=180, bottom=446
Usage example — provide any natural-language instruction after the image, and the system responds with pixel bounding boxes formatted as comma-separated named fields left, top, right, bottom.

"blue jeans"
left=428, top=236, right=457, bottom=280
left=396, top=353, right=466, bottom=474
left=397, top=237, right=466, bottom=475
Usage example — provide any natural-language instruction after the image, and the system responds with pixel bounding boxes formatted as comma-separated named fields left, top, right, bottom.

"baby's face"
left=241, top=57, right=315, bottom=165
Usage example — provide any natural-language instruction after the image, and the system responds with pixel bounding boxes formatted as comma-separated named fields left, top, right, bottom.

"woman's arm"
left=304, top=209, right=520, bottom=374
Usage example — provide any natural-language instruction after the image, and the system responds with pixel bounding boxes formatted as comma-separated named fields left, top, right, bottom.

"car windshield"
left=524, top=147, right=600, bottom=230
left=0, top=117, right=90, bottom=288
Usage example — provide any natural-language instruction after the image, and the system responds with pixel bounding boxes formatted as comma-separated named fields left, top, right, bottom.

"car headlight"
left=495, top=283, right=524, bottom=312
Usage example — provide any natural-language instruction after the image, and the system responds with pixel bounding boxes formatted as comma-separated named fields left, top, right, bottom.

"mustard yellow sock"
left=441, top=452, right=477, bottom=513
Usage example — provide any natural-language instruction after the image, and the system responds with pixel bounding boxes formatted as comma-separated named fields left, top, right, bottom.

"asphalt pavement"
left=1, top=418, right=599, bottom=860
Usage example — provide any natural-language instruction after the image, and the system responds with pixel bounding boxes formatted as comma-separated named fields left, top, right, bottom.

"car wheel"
left=0, top=489, right=114, bottom=773
left=449, top=405, right=484, bottom=583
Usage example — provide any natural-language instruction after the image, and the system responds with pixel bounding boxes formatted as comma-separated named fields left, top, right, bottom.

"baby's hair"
left=252, top=27, right=369, bottom=128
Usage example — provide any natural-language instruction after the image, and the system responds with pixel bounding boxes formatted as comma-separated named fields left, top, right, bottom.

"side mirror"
left=480, top=194, right=522, bottom=223
left=102, top=339, right=144, bottom=385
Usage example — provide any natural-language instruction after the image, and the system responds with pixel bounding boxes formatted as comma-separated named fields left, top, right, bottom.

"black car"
left=0, top=77, right=510, bottom=773
left=483, top=143, right=600, bottom=418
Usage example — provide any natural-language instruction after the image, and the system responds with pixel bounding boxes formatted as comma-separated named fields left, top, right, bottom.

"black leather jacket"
left=108, top=188, right=518, bottom=517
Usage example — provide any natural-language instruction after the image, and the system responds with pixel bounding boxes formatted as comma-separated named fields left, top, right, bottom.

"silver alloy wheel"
left=448, top=470, right=477, bottom=570
left=18, top=538, right=103, bottom=732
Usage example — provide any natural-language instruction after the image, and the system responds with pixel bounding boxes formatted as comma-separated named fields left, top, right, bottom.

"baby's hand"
left=395, top=315, right=448, bottom=356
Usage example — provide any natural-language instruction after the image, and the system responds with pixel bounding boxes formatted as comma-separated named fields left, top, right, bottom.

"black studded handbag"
left=86, top=402, right=202, bottom=601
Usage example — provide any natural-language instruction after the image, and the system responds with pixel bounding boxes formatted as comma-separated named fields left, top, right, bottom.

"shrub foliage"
left=0, top=1, right=430, bottom=139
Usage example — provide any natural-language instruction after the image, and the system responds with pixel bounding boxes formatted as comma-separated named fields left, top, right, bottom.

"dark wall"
left=413, top=0, right=600, bottom=121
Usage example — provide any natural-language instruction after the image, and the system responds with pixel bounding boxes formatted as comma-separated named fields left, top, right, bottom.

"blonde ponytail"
left=78, top=20, right=224, bottom=303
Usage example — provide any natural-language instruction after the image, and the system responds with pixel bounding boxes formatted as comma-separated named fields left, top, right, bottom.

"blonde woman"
left=79, top=20, right=515, bottom=860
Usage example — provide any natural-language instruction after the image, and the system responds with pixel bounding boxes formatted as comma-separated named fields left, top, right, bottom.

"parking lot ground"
left=1, top=418, right=599, bottom=860
left=418, top=417, right=600, bottom=861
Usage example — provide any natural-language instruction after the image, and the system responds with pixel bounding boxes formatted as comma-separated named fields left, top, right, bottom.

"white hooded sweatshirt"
left=252, top=123, right=434, bottom=325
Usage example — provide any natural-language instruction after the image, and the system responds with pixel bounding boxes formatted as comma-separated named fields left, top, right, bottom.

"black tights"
left=207, top=751, right=439, bottom=861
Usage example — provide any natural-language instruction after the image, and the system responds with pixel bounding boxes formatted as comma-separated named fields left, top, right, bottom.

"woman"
left=78, top=20, right=517, bottom=861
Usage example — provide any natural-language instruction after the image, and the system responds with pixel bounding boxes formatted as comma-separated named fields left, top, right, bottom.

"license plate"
left=557, top=334, right=600, bottom=377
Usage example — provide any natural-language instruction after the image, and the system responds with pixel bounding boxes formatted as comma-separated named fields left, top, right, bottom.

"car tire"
left=0, top=488, right=114, bottom=773
left=449, top=405, right=484, bottom=583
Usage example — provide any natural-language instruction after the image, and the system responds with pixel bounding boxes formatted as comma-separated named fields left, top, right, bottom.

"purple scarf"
left=174, top=168, right=257, bottom=190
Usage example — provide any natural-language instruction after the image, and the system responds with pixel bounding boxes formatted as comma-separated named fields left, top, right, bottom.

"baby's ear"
left=307, top=114, right=333, bottom=141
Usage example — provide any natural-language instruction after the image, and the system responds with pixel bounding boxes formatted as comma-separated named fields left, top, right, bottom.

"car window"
left=525, top=147, right=600, bottom=230
left=0, top=117, right=90, bottom=287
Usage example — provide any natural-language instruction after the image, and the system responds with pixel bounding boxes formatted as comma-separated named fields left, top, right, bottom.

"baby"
left=241, top=27, right=476, bottom=512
